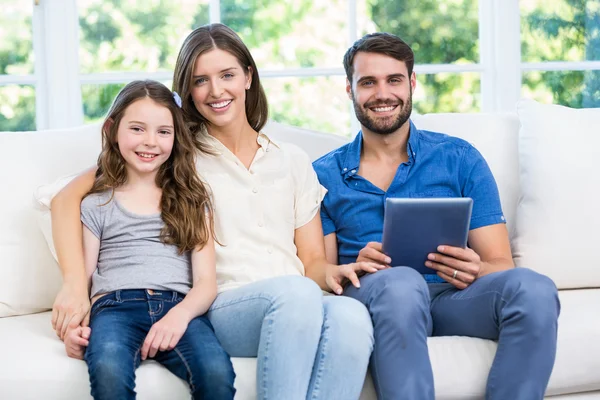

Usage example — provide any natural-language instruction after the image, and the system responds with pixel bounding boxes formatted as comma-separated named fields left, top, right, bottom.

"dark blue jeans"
left=345, top=267, right=560, bottom=400
left=85, top=289, right=235, bottom=400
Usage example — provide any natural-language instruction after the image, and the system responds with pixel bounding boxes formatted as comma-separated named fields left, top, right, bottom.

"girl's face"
left=190, top=48, right=252, bottom=129
left=116, top=97, right=175, bottom=179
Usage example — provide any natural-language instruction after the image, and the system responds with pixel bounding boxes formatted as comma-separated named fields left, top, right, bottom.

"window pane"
left=78, top=0, right=210, bottom=73
left=82, top=81, right=173, bottom=124
left=521, top=0, right=600, bottom=62
left=0, top=85, right=36, bottom=131
left=414, top=73, right=480, bottom=114
left=221, top=0, right=348, bottom=69
left=359, top=0, right=479, bottom=64
left=82, top=83, right=126, bottom=123
left=262, top=76, right=351, bottom=136
left=522, top=70, right=600, bottom=108
left=0, top=1, right=34, bottom=75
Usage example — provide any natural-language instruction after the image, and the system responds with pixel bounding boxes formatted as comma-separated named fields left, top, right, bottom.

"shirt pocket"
left=262, top=175, right=296, bottom=225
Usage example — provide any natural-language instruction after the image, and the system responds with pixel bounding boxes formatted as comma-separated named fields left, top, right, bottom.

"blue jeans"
left=85, top=289, right=235, bottom=400
left=207, top=275, right=374, bottom=400
left=344, top=267, right=560, bottom=400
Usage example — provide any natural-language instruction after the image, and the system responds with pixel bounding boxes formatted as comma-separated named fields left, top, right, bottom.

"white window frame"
left=1, top=0, right=598, bottom=131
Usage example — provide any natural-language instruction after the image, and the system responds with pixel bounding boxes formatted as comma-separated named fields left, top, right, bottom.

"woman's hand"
left=325, top=261, right=388, bottom=295
left=141, top=306, right=192, bottom=360
left=52, top=282, right=91, bottom=340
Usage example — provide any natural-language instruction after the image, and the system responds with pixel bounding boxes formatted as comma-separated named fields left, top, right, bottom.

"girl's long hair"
left=173, top=23, right=269, bottom=136
left=88, top=79, right=216, bottom=254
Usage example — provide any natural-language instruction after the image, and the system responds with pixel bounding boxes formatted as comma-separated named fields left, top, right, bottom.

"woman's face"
left=190, top=48, right=252, bottom=129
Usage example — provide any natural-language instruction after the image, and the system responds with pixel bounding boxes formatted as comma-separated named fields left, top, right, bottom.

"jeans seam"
left=209, top=294, right=276, bottom=311
left=308, top=315, right=328, bottom=400
left=174, top=347, right=196, bottom=393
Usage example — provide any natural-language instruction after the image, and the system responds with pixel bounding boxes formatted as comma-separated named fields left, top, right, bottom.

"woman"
left=51, top=24, right=380, bottom=400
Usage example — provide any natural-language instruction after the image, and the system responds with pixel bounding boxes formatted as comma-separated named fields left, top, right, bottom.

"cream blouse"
left=196, top=131, right=326, bottom=293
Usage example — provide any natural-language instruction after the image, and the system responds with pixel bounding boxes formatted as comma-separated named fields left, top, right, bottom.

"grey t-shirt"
left=81, top=191, right=192, bottom=298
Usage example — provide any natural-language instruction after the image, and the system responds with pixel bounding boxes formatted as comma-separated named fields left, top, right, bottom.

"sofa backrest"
left=0, top=124, right=102, bottom=317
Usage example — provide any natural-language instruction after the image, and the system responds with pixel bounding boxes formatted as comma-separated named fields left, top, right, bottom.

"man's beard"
left=352, top=89, right=412, bottom=135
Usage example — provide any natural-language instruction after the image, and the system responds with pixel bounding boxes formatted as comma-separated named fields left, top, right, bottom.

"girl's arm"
left=140, top=231, right=218, bottom=360
left=297, top=213, right=384, bottom=295
left=51, top=167, right=97, bottom=339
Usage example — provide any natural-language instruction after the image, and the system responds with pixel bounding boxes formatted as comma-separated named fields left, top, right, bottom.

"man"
left=313, top=32, right=560, bottom=400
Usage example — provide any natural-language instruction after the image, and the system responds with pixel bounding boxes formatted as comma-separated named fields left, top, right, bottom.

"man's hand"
left=357, top=242, right=392, bottom=267
left=425, top=245, right=482, bottom=289
left=141, top=307, right=191, bottom=360
left=52, top=283, right=90, bottom=341
left=64, top=326, right=91, bottom=360
left=326, top=261, right=387, bottom=295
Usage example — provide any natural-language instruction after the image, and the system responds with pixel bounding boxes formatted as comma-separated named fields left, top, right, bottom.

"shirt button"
left=258, top=221, right=264, bottom=227
left=267, top=248, right=273, bottom=254
left=343, top=167, right=348, bottom=172
left=252, top=187, right=258, bottom=193
left=350, top=169, right=356, bottom=174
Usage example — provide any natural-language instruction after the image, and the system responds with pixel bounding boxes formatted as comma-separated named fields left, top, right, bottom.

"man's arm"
left=51, top=167, right=97, bottom=339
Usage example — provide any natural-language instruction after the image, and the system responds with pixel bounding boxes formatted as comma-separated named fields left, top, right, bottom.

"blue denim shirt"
left=313, top=120, right=505, bottom=282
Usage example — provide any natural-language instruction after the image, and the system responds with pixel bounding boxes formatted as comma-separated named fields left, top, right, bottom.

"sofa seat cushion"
left=1, top=289, right=598, bottom=400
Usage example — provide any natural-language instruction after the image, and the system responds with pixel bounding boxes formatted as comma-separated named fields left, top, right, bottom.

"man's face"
left=348, top=52, right=416, bottom=135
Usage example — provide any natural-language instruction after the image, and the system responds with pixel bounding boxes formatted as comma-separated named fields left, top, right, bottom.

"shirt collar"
left=197, top=130, right=280, bottom=155
left=341, top=119, right=420, bottom=176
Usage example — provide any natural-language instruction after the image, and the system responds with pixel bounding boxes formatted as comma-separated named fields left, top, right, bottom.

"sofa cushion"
left=1, top=289, right=598, bottom=399
left=0, top=124, right=101, bottom=317
left=512, top=100, right=600, bottom=289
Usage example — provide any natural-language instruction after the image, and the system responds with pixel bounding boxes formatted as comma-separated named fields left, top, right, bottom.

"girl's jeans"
left=85, top=289, right=235, bottom=400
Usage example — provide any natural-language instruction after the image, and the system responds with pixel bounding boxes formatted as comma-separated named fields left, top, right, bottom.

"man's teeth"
left=137, top=153, right=157, bottom=158
left=209, top=100, right=232, bottom=109
left=372, top=106, right=395, bottom=112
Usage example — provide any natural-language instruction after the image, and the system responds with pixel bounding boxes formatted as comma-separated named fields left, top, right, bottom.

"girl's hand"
left=141, top=306, right=192, bottom=360
left=64, top=326, right=91, bottom=360
left=325, top=261, right=386, bottom=295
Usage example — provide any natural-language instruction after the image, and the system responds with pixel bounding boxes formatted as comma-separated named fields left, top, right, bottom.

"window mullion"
left=491, top=0, right=521, bottom=113
left=209, top=0, right=221, bottom=23
left=36, top=0, right=82, bottom=129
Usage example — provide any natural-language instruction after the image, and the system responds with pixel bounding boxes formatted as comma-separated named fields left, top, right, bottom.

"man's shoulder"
left=417, top=128, right=472, bottom=149
left=313, top=142, right=352, bottom=175
left=416, top=128, right=475, bottom=158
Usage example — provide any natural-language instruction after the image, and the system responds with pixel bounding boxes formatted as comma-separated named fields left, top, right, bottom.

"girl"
left=63, top=80, right=235, bottom=400
left=53, top=26, right=382, bottom=400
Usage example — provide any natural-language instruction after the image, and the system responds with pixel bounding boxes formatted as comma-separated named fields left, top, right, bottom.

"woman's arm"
left=51, top=167, right=96, bottom=339
left=297, top=213, right=382, bottom=294
left=141, top=233, right=218, bottom=360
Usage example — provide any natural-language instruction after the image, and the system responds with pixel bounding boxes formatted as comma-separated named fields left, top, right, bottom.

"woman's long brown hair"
left=88, top=80, right=216, bottom=254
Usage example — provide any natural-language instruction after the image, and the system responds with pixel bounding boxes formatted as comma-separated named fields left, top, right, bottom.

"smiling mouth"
left=136, top=152, right=158, bottom=159
left=208, top=100, right=232, bottom=109
left=369, top=105, right=398, bottom=113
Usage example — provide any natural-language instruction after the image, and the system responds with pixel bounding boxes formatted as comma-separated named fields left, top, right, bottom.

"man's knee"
left=355, top=267, right=430, bottom=322
left=500, top=268, right=560, bottom=326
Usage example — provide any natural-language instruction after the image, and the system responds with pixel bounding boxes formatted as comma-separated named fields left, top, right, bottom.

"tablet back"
left=382, top=197, right=473, bottom=274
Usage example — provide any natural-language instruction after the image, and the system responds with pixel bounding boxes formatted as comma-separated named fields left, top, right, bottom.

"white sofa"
left=1, top=100, right=599, bottom=399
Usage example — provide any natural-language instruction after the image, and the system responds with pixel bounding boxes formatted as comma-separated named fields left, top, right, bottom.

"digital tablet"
left=381, top=197, right=473, bottom=274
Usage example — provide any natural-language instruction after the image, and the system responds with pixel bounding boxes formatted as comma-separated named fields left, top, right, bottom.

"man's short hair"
left=343, top=32, right=415, bottom=82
